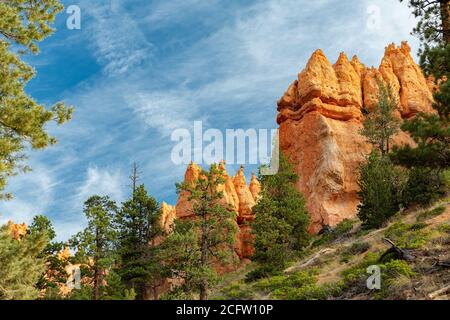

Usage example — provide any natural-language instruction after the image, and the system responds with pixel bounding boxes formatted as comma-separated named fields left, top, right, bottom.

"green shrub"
left=255, top=270, right=316, bottom=292
left=381, top=259, right=416, bottom=278
left=311, top=219, right=356, bottom=248
left=274, top=282, right=343, bottom=300
left=245, top=265, right=282, bottom=282
left=255, top=270, right=342, bottom=300
left=340, top=251, right=415, bottom=299
left=402, top=168, right=446, bottom=207
left=357, top=152, right=404, bottom=229
left=340, top=242, right=371, bottom=263
left=341, top=252, right=381, bottom=286
left=374, top=260, right=415, bottom=299
left=416, top=206, right=446, bottom=222
left=334, top=219, right=355, bottom=236
left=437, top=223, right=450, bottom=234
left=384, top=222, right=430, bottom=249
left=219, top=283, right=253, bottom=300
left=311, top=233, right=333, bottom=248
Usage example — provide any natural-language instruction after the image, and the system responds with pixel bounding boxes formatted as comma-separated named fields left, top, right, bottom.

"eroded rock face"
left=249, top=173, right=261, bottom=202
left=175, top=162, right=202, bottom=219
left=7, top=221, right=27, bottom=240
left=160, top=202, right=177, bottom=234
left=233, top=166, right=256, bottom=220
left=277, top=42, right=434, bottom=233
left=170, top=163, right=260, bottom=260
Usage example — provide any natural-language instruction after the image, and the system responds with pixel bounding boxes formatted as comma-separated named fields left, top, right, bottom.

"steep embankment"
left=212, top=199, right=450, bottom=300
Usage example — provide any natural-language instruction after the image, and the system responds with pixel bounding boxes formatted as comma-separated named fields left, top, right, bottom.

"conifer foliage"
left=159, top=164, right=239, bottom=300
left=0, top=0, right=73, bottom=199
left=250, top=154, right=310, bottom=277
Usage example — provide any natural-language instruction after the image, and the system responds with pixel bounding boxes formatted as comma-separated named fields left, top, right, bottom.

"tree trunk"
left=440, top=0, right=450, bottom=44
left=93, top=267, right=100, bottom=300
left=93, top=227, right=102, bottom=300
left=199, top=212, right=209, bottom=301
left=199, top=283, right=208, bottom=301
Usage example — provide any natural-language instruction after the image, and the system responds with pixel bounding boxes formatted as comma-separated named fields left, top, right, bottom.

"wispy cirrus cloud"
left=76, top=166, right=126, bottom=204
left=0, top=164, right=56, bottom=226
left=80, top=0, right=155, bottom=76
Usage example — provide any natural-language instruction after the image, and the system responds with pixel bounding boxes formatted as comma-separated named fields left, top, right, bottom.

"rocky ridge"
left=277, top=42, right=435, bottom=233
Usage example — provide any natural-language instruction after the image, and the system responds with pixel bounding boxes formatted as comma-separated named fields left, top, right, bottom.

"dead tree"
left=379, top=238, right=415, bottom=262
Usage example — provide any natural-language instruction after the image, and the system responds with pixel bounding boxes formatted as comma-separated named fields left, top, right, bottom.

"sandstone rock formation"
left=7, top=221, right=27, bottom=240
left=160, top=202, right=177, bottom=234
left=57, top=245, right=71, bottom=261
left=168, top=163, right=260, bottom=260
left=249, top=173, right=261, bottom=202
left=277, top=42, right=434, bottom=233
left=175, top=162, right=202, bottom=219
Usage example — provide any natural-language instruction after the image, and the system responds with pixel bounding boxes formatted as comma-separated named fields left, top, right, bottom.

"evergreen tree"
left=0, top=0, right=73, bottom=198
left=357, top=152, right=405, bottom=229
left=100, top=271, right=136, bottom=301
left=159, top=164, right=238, bottom=300
left=66, top=275, right=135, bottom=301
left=28, top=215, right=68, bottom=298
left=116, top=184, right=161, bottom=300
left=69, top=196, right=118, bottom=300
left=0, top=222, right=48, bottom=299
left=250, top=154, right=310, bottom=277
left=393, top=1, right=450, bottom=194
left=357, top=75, right=408, bottom=228
left=360, top=82, right=401, bottom=156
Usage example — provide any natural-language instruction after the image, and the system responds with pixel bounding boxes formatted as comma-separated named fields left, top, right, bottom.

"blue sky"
left=0, top=0, right=421, bottom=241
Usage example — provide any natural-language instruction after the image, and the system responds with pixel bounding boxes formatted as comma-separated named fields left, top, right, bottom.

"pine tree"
left=357, top=152, right=405, bottom=229
left=0, top=222, right=48, bottom=300
left=250, top=154, right=310, bottom=278
left=28, top=215, right=68, bottom=298
left=0, top=0, right=73, bottom=198
left=101, top=271, right=136, bottom=300
left=116, top=184, right=161, bottom=300
left=393, top=1, right=450, bottom=188
left=357, top=81, right=405, bottom=228
left=158, top=164, right=238, bottom=300
left=360, top=82, right=401, bottom=156
left=69, top=196, right=118, bottom=300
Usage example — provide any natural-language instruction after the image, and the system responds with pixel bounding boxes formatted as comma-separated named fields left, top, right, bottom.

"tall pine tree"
left=250, top=154, right=310, bottom=278
left=0, top=0, right=73, bottom=198
left=357, top=82, right=405, bottom=228
left=360, top=82, right=401, bottom=156
left=116, top=184, right=161, bottom=300
left=28, top=215, right=68, bottom=299
left=159, top=164, right=238, bottom=300
left=0, top=221, right=48, bottom=299
left=392, top=1, right=450, bottom=189
left=69, top=196, right=118, bottom=300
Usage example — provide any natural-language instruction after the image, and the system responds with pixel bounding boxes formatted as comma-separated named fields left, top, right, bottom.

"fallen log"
left=379, top=238, right=415, bottom=262
left=437, top=260, right=450, bottom=268
left=428, top=284, right=450, bottom=299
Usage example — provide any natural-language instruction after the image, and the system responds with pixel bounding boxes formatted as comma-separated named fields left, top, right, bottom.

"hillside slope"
left=212, top=199, right=450, bottom=300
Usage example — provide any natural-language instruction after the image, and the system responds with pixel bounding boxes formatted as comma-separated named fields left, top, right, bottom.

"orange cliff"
left=277, top=41, right=434, bottom=233
left=7, top=221, right=27, bottom=240
left=159, top=162, right=261, bottom=260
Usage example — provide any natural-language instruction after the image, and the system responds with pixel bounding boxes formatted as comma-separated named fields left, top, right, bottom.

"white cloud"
left=145, top=0, right=220, bottom=27
left=0, top=167, right=56, bottom=225
left=126, top=92, right=204, bottom=137
left=76, top=166, right=126, bottom=204
left=80, top=0, right=154, bottom=75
